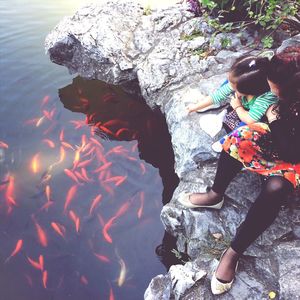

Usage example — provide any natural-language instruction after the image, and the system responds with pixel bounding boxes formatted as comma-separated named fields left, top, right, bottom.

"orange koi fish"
left=5, top=239, right=23, bottom=263
left=74, top=171, right=87, bottom=182
left=61, top=141, right=75, bottom=150
left=102, top=218, right=114, bottom=243
left=115, top=128, right=131, bottom=139
left=77, top=158, right=93, bottom=169
left=75, top=217, right=80, bottom=233
left=92, top=162, right=112, bottom=174
left=69, top=210, right=77, bottom=224
left=82, top=145, right=95, bottom=157
left=45, top=185, right=51, bottom=202
left=42, top=109, right=52, bottom=121
left=41, top=95, right=50, bottom=107
left=73, top=150, right=81, bottom=169
left=80, top=168, right=92, bottom=182
left=51, top=222, right=65, bottom=238
left=42, top=139, right=55, bottom=148
left=34, top=221, right=48, bottom=247
left=39, top=201, right=54, bottom=212
left=93, top=253, right=110, bottom=263
left=90, top=137, right=104, bottom=151
left=27, top=256, right=42, bottom=270
left=59, top=129, right=64, bottom=141
left=64, top=185, right=78, bottom=212
left=69, top=120, right=85, bottom=130
left=39, top=255, right=44, bottom=271
left=31, top=153, right=40, bottom=173
left=0, top=141, right=9, bottom=149
left=89, top=194, right=102, bottom=215
left=104, top=176, right=126, bottom=186
left=95, top=148, right=107, bottom=164
left=64, top=169, right=81, bottom=185
left=5, top=175, right=16, bottom=206
left=137, top=192, right=144, bottom=219
left=42, top=270, right=48, bottom=288
left=100, top=182, right=114, bottom=196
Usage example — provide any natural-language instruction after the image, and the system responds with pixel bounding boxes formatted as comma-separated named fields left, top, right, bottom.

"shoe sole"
left=177, top=192, right=224, bottom=209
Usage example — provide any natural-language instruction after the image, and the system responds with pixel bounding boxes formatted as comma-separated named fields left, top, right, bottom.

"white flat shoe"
left=177, top=192, right=224, bottom=209
left=211, top=249, right=239, bottom=295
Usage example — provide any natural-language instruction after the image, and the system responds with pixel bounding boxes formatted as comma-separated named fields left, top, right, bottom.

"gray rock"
left=45, top=2, right=300, bottom=299
left=277, top=33, right=300, bottom=53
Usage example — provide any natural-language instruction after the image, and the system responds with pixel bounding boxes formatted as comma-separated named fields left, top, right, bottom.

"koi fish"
left=90, top=137, right=104, bottom=151
left=42, top=270, right=48, bottom=288
left=117, top=257, right=127, bottom=287
left=51, top=222, right=65, bottom=238
left=31, top=153, right=40, bottom=174
left=42, top=139, right=55, bottom=148
left=0, top=141, right=9, bottom=149
left=139, top=162, right=146, bottom=175
left=73, top=150, right=81, bottom=169
left=102, top=218, right=114, bottom=243
left=64, top=185, right=78, bottom=213
left=39, top=201, right=54, bottom=212
left=36, top=116, right=45, bottom=127
left=59, top=129, right=64, bottom=141
left=77, top=158, right=93, bottom=169
left=80, top=275, right=88, bottom=285
left=89, top=194, right=102, bottom=215
left=27, top=256, right=42, bottom=270
left=64, top=169, right=81, bottom=185
left=61, top=141, right=75, bottom=150
left=5, top=175, right=16, bottom=207
left=109, top=287, right=115, bottom=300
left=41, top=95, right=50, bottom=107
left=104, top=176, right=127, bottom=186
left=5, top=239, right=23, bottom=263
left=80, top=168, right=92, bottom=182
left=92, top=162, right=112, bottom=174
left=94, top=253, right=110, bottom=263
left=137, top=192, right=144, bottom=219
left=82, top=146, right=95, bottom=158
left=34, top=221, right=48, bottom=247
left=75, top=217, right=80, bottom=233
left=39, top=255, right=44, bottom=271
left=45, top=185, right=51, bottom=202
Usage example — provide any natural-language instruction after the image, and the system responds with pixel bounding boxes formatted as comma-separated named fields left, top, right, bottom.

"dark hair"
left=267, top=47, right=300, bottom=120
left=229, top=55, right=270, bottom=96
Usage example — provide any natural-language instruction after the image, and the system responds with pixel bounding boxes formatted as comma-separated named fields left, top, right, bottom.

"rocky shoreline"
left=45, top=1, right=300, bottom=299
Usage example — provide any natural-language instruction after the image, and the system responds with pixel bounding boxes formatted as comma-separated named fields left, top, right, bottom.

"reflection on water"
left=59, top=77, right=179, bottom=204
left=0, top=0, right=183, bottom=299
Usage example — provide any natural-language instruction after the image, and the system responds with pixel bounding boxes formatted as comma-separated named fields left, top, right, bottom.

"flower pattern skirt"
left=222, top=122, right=300, bottom=188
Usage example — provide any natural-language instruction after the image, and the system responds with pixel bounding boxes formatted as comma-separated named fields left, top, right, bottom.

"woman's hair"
left=267, top=46, right=300, bottom=101
left=229, top=55, right=270, bottom=95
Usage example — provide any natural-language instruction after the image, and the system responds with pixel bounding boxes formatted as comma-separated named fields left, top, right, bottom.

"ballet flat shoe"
left=211, top=250, right=239, bottom=295
left=177, top=192, right=224, bottom=209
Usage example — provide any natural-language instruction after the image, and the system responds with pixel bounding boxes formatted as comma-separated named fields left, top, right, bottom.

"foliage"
left=186, top=0, right=300, bottom=49
left=180, top=30, right=203, bottom=41
left=143, top=5, right=152, bottom=16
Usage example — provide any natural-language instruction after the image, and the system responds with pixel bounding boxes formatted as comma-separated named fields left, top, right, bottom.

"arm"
left=187, top=82, right=233, bottom=113
left=267, top=105, right=300, bottom=163
left=230, top=95, right=256, bottom=124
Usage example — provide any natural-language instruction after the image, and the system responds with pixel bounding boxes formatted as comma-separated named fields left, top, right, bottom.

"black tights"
left=212, top=151, right=293, bottom=255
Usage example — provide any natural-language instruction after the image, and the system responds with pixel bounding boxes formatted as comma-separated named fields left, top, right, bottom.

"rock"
left=277, top=33, right=300, bottom=53
left=45, top=2, right=300, bottom=299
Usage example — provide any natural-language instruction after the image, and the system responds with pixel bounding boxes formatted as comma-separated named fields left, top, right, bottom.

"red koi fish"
left=5, top=239, right=23, bottom=263
left=5, top=175, right=17, bottom=207
left=42, top=270, right=48, bottom=288
left=93, top=162, right=112, bottom=174
left=0, top=141, right=9, bottom=149
left=93, top=253, right=110, bottom=263
left=27, top=256, right=42, bottom=270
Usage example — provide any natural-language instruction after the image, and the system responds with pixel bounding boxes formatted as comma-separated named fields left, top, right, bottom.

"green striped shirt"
left=209, top=82, right=278, bottom=121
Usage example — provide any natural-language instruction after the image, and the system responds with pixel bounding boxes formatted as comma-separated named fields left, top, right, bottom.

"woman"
left=178, top=46, right=300, bottom=294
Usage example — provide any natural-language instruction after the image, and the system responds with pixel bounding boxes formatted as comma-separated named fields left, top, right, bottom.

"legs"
left=189, top=150, right=243, bottom=205
left=215, top=176, right=293, bottom=283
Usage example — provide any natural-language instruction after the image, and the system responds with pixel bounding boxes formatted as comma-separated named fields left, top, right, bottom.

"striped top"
left=209, top=82, right=278, bottom=121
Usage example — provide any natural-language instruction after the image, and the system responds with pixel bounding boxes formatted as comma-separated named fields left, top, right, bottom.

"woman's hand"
left=230, top=94, right=242, bottom=110
left=266, top=104, right=279, bottom=123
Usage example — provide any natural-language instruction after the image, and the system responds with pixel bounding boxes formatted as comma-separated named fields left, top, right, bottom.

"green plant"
left=143, top=4, right=152, bottom=16
left=220, top=36, right=232, bottom=48
left=180, top=30, right=203, bottom=41
left=191, top=0, right=300, bottom=49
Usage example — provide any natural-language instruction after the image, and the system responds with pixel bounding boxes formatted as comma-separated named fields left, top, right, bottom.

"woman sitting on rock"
left=178, top=46, right=300, bottom=295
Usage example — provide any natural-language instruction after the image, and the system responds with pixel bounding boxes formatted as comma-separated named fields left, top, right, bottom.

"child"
left=187, top=55, right=278, bottom=136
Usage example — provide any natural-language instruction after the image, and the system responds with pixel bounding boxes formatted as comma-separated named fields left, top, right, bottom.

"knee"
left=263, top=176, right=293, bottom=199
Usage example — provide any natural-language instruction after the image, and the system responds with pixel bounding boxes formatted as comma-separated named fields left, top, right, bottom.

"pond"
left=0, top=1, right=180, bottom=299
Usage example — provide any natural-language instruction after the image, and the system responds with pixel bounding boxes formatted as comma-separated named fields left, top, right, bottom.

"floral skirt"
left=222, top=122, right=300, bottom=188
